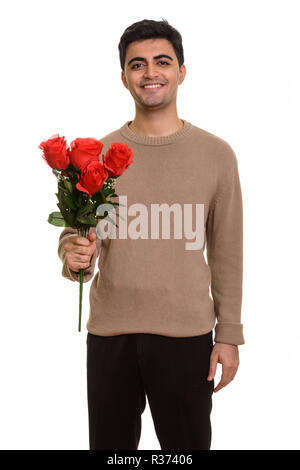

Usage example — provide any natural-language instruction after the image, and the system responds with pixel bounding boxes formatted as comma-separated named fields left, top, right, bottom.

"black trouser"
left=86, top=330, right=214, bottom=450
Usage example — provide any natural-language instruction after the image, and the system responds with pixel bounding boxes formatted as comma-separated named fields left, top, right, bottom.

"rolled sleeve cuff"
left=214, top=322, right=245, bottom=345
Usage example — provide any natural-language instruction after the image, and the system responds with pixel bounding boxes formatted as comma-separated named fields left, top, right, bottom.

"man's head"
left=118, top=19, right=184, bottom=72
left=119, top=19, right=186, bottom=110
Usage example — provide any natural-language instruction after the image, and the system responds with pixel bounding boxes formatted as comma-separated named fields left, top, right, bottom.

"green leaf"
left=65, top=193, right=77, bottom=210
left=64, top=180, right=73, bottom=193
left=77, top=200, right=94, bottom=217
left=76, top=214, right=97, bottom=225
left=57, top=181, right=67, bottom=192
left=48, top=212, right=66, bottom=227
left=56, top=187, right=76, bottom=226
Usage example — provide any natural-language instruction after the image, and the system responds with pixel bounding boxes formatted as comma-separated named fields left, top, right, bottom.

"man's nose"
left=143, top=63, right=160, bottom=79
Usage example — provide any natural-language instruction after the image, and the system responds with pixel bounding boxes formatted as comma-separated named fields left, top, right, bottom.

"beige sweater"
left=58, top=119, right=244, bottom=345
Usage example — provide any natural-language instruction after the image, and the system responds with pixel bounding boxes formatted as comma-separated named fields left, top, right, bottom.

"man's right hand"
left=64, top=232, right=97, bottom=272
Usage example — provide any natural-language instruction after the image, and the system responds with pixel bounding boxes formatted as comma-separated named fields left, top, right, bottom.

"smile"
left=142, top=84, right=165, bottom=89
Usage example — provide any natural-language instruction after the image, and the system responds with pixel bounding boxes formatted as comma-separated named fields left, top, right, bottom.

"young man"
left=58, top=19, right=244, bottom=451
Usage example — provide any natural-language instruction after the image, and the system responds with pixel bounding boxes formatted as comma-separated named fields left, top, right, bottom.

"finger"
left=65, top=237, right=95, bottom=252
left=213, top=367, right=234, bottom=392
left=213, top=379, right=226, bottom=393
left=72, top=262, right=90, bottom=270
left=68, top=259, right=91, bottom=270
left=214, top=376, right=234, bottom=393
left=71, top=246, right=92, bottom=255
left=88, top=232, right=97, bottom=241
left=213, top=375, right=227, bottom=393
left=231, top=368, right=238, bottom=381
left=207, top=353, right=218, bottom=381
left=70, top=254, right=91, bottom=263
left=73, top=236, right=90, bottom=246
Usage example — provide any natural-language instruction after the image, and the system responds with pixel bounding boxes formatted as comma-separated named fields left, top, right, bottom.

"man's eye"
left=131, top=61, right=169, bottom=69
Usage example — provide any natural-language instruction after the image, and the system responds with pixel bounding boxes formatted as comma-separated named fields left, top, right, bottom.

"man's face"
left=121, top=38, right=186, bottom=109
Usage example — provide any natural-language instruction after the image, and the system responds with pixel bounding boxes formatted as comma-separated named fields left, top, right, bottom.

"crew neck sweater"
left=57, top=119, right=244, bottom=345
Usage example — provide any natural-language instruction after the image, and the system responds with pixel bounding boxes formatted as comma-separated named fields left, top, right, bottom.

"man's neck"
left=129, top=116, right=183, bottom=137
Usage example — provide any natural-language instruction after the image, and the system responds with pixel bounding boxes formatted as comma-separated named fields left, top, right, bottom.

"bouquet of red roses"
left=39, top=134, right=134, bottom=331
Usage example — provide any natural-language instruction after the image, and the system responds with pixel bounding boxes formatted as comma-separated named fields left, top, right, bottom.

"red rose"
left=103, top=142, right=134, bottom=177
left=76, top=160, right=108, bottom=196
left=69, top=137, right=104, bottom=171
left=39, top=134, right=70, bottom=170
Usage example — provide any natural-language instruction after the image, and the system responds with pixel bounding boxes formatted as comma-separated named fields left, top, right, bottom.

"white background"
left=0, top=0, right=299, bottom=450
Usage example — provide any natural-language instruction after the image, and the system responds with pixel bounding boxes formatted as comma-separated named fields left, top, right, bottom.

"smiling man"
left=122, top=37, right=185, bottom=137
left=58, top=18, right=245, bottom=451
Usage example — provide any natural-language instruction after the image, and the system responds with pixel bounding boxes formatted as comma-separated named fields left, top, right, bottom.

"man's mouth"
left=141, top=83, right=165, bottom=89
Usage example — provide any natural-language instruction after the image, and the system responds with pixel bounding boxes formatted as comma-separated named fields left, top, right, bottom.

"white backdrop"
left=0, top=0, right=299, bottom=450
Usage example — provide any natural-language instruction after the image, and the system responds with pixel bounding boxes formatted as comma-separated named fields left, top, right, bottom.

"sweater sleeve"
left=206, top=151, right=244, bottom=345
left=57, top=226, right=101, bottom=283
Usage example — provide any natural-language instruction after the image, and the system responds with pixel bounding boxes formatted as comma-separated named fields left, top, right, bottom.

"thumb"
left=88, top=232, right=97, bottom=242
left=207, top=352, right=218, bottom=381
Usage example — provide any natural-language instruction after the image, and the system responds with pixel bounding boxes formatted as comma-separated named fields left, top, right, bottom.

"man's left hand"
left=207, top=343, right=240, bottom=393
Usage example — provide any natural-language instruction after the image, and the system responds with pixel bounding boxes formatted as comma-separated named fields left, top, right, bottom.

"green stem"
left=77, top=225, right=89, bottom=332
left=78, top=268, right=84, bottom=332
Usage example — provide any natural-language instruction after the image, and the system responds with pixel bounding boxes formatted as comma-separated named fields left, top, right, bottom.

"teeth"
left=144, top=84, right=163, bottom=88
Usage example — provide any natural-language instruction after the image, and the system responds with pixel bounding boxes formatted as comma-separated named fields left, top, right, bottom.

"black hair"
left=118, top=19, right=184, bottom=71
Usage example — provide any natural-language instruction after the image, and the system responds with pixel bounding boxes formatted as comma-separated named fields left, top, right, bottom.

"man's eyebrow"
left=127, top=54, right=174, bottom=66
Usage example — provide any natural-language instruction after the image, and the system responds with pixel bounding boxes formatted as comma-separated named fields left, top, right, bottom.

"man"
left=58, top=19, right=244, bottom=450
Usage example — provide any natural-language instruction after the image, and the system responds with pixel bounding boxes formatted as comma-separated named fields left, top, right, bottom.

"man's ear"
left=121, top=70, right=129, bottom=90
left=180, top=64, right=186, bottom=83
left=178, top=64, right=186, bottom=84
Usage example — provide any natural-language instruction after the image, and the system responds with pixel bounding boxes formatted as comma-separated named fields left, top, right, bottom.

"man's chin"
left=138, top=97, right=166, bottom=108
